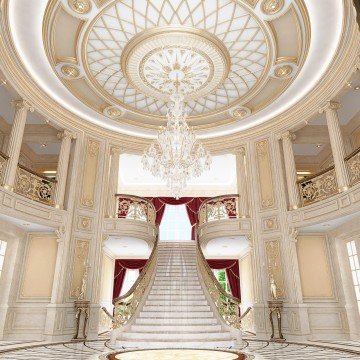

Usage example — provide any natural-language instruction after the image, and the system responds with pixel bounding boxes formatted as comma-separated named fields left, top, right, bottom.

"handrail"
left=198, top=194, right=240, bottom=224
left=115, top=194, right=156, bottom=225
left=196, top=227, right=246, bottom=330
left=112, top=236, right=158, bottom=328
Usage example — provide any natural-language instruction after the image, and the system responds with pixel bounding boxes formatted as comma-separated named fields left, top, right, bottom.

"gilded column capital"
left=234, top=146, right=246, bottom=156
left=110, top=146, right=122, bottom=156
left=319, top=101, right=341, bottom=114
left=57, top=130, right=76, bottom=140
left=281, top=131, right=296, bottom=142
left=11, top=99, right=34, bottom=112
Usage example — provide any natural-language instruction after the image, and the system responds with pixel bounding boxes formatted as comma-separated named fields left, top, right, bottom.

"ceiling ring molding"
left=0, top=0, right=357, bottom=148
left=42, top=0, right=311, bottom=131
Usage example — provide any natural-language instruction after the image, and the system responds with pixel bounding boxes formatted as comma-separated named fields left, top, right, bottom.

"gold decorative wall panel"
left=297, top=235, right=334, bottom=298
left=21, top=234, right=58, bottom=298
left=70, top=239, right=89, bottom=298
left=265, top=239, right=285, bottom=298
left=81, top=139, right=100, bottom=208
left=255, top=139, right=275, bottom=209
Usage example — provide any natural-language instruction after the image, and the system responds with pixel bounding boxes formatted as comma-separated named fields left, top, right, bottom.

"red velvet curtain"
left=113, top=259, right=147, bottom=299
left=146, top=197, right=207, bottom=239
left=207, top=259, right=241, bottom=301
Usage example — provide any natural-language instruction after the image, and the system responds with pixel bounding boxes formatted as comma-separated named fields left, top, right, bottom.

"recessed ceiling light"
left=43, top=170, right=57, bottom=174
left=316, top=144, right=322, bottom=148
left=41, top=143, right=47, bottom=148
left=354, top=85, right=360, bottom=90
left=297, top=171, right=312, bottom=175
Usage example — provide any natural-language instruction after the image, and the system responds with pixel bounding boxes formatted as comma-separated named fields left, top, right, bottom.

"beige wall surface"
left=297, top=235, right=334, bottom=298
left=21, top=234, right=58, bottom=298
left=100, top=253, right=114, bottom=307
left=240, top=253, right=254, bottom=304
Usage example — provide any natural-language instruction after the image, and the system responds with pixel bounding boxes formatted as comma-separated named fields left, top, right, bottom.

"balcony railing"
left=14, top=164, right=56, bottom=205
left=298, top=147, right=360, bottom=206
left=198, top=194, right=239, bottom=225
left=346, top=147, right=360, bottom=186
left=0, top=151, right=8, bottom=185
left=116, top=194, right=156, bottom=225
left=298, top=167, right=338, bottom=206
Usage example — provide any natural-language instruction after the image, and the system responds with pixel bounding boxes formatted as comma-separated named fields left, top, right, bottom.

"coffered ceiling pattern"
left=44, top=0, right=310, bottom=130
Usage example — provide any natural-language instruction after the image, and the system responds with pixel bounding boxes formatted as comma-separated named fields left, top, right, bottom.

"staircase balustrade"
left=115, top=194, right=156, bottom=224
left=199, top=194, right=240, bottom=225
left=196, top=230, right=251, bottom=330
left=13, top=164, right=56, bottom=205
left=112, top=237, right=158, bottom=328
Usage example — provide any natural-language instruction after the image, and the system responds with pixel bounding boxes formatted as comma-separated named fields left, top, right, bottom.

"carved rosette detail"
left=274, top=65, right=293, bottom=78
left=68, top=0, right=91, bottom=14
left=61, top=65, right=80, bottom=78
left=261, top=0, right=285, bottom=15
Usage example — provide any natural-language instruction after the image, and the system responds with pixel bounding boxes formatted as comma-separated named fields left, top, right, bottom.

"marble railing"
left=198, top=194, right=240, bottom=225
left=115, top=194, right=156, bottom=225
left=0, top=151, right=8, bottom=185
left=112, top=237, right=158, bottom=328
left=298, top=147, right=360, bottom=206
left=14, top=164, right=56, bottom=205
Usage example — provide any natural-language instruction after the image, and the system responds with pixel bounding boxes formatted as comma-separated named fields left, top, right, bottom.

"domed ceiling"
left=43, top=0, right=310, bottom=131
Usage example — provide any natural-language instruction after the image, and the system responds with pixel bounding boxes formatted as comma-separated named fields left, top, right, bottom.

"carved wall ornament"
left=261, top=0, right=285, bottom=15
left=70, top=240, right=89, bottom=298
left=255, top=139, right=275, bottom=209
left=265, top=217, right=277, bottom=230
left=87, top=140, right=100, bottom=157
left=81, top=197, right=94, bottom=208
left=68, top=0, right=92, bottom=14
left=55, top=226, right=66, bottom=241
left=265, top=240, right=285, bottom=298
left=281, top=131, right=296, bottom=142
left=78, top=216, right=91, bottom=230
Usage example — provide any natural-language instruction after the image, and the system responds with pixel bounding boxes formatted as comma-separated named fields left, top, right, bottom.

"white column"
left=281, top=131, right=301, bottom=209
left=106, top=147, right=121, bottom=218
left=319, top=101, right=349, bottom=191
left=235, top=146, right=249, bottom=217
left=2, top=100, right=33, bottom=190
left=54, top=130, right=75, bottom=209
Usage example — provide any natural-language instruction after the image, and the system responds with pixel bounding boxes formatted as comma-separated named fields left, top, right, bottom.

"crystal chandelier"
left=142, top=92, right=211, bottom=199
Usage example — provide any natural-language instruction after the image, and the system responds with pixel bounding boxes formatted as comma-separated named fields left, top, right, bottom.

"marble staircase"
left=116, top=242, right=235, bottom=348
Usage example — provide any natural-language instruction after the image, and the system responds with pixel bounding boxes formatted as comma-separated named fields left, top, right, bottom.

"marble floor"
left=0, top=339, right=360, bottom=360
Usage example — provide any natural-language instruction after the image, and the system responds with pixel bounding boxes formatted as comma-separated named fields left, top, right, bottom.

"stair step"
left=147, top=294, right=206, bottom=300
left=121, top=331, right=232, bottom=341
left=139, top=311, right=214, bottom=318
left=116, top=340, right=235, bottom=349
left=151, top=286, right=202, bottom=290
left=142, top=305, right=211, bottom=312
left=145, top=300, right=208, bottom=306
left=148, top=291, right=205, bottom=296
left=135, top=318, right=218, bottom=325
left=131, top=324, right=222, bottom=332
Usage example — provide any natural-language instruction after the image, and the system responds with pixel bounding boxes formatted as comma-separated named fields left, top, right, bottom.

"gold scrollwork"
left=87, top=139, right=99, bottom=157
left=347, top=150, right=360, bottom=186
